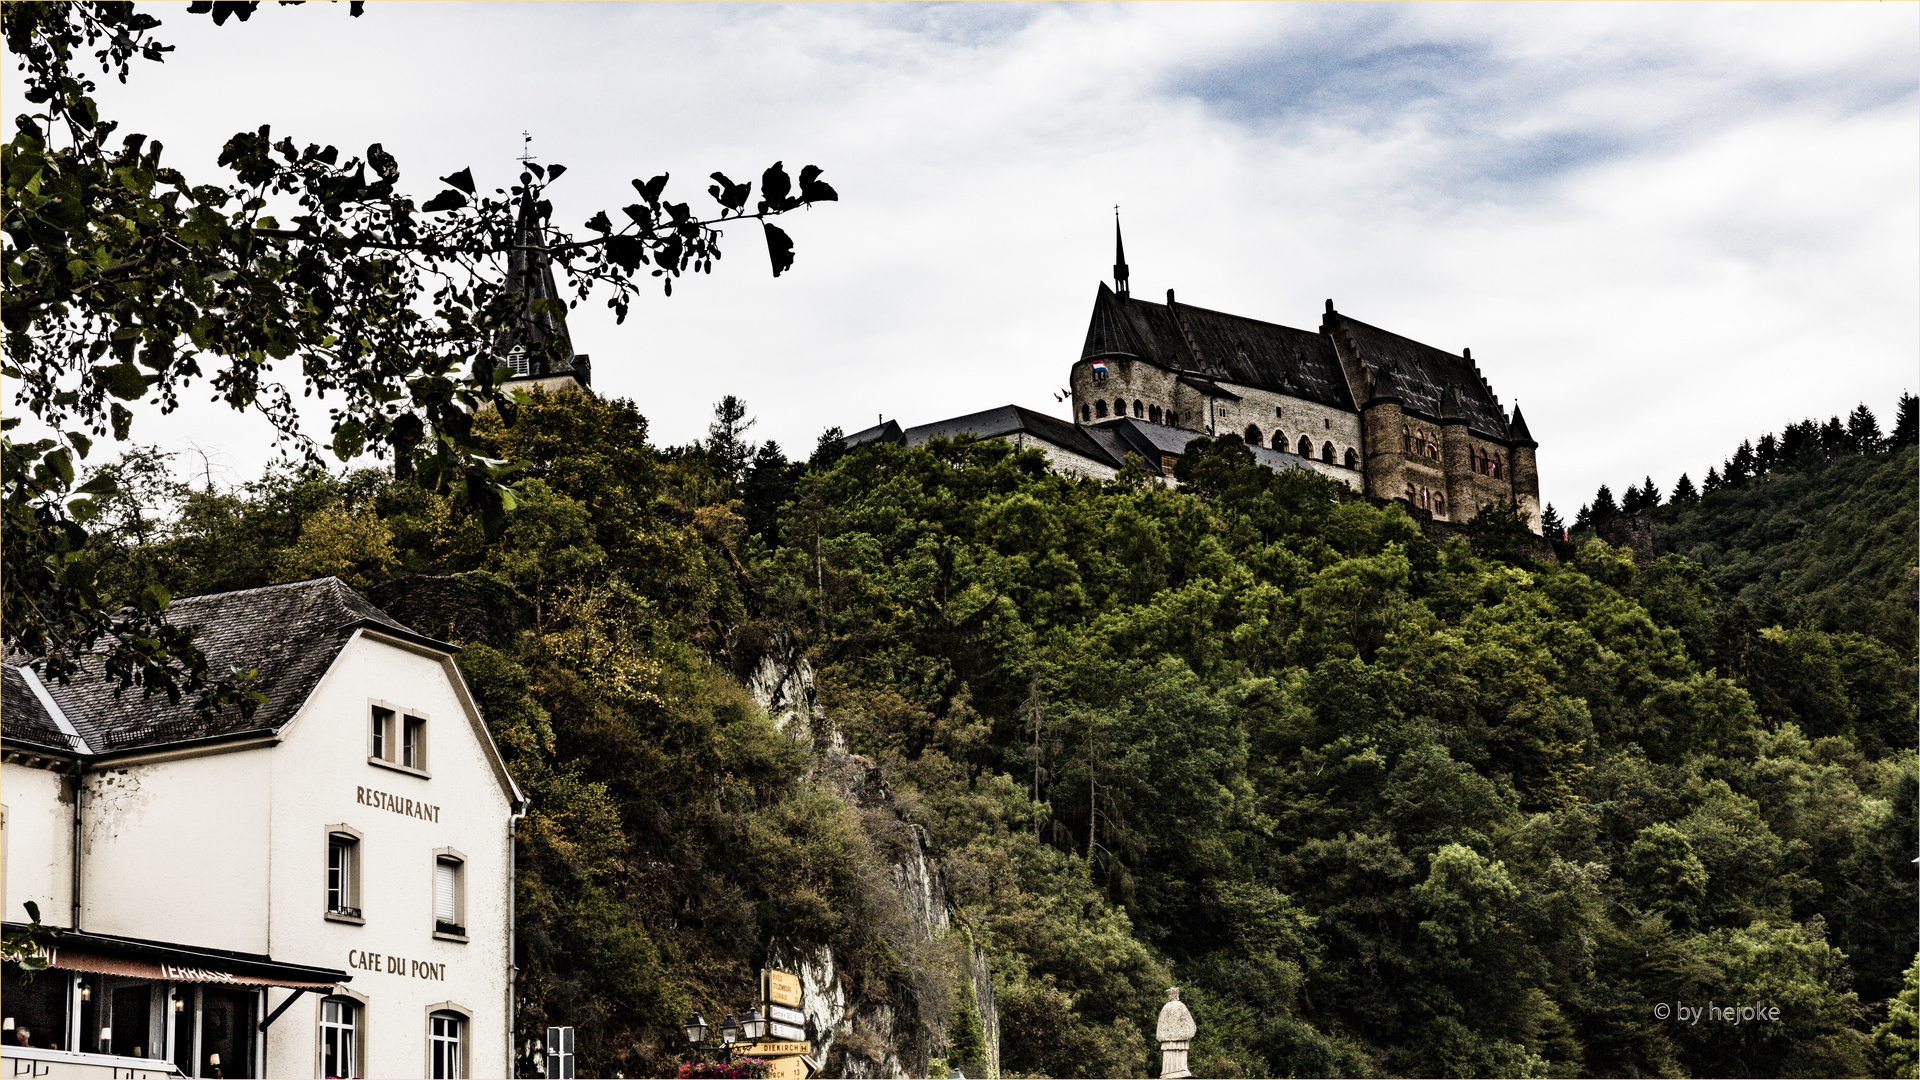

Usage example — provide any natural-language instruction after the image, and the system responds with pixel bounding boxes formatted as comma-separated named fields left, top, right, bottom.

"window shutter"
left=436, top=860, right=457, bottom=922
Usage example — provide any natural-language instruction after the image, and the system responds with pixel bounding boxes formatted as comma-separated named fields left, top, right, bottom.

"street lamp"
left=720, top=1015, right=739, bottom=1048
left=684, top=1013, right=709, bottom=1047
left=741, top=1008, right=768, bottom=1043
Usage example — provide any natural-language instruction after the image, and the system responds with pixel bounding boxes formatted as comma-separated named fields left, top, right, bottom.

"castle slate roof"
left=1079, top=284, right=1355, bottom=412
left=902, top=404, right=1117, bottom=464
left=6, top=578, right=451, bottom=758
left=1326, top=312, right=1511, bottom=440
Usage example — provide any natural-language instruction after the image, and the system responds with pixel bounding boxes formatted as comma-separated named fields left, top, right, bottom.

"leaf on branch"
left=421, top=189, right=468, bottom=213
left=634, top=173, right=669, bottom=205
left=605, top=235, right=646, bottom=273
left=96, top=363, right=149, bottom=400
left=798, top=164, right=838, bottom=203
left=584, top=210, right=613, bottom=234
left=547, top=164, right=567, bottom=181
left=439, top=167, right=475, bottom=193
left=110, top=404, right=134, bottom=441
left=764, top=222, right=795, bottom=277
left=759, top=161, right=794, bottom=214
left=708, top=171, right=751, bottom=213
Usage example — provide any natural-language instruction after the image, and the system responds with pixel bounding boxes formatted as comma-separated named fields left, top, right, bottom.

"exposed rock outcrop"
left=747, top=641, right=998, bottom=1079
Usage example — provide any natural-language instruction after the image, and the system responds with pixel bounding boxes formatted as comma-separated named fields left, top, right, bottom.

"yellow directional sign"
left=745, top=1041, right=810, bottom=1057
left=762, top=1054, right=816, bottom=1080
left=763, top=968, right=802, bottom=1008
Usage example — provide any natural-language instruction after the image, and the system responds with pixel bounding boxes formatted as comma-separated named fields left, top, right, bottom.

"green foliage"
left=83, top=387, right=1915, bottom=1078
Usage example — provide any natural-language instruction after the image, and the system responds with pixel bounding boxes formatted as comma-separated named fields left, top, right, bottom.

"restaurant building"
left=2, top=578, right=524, bottom=1078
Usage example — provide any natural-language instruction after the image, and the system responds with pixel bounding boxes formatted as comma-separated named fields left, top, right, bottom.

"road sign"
left=767, top=1020, right=807, bottom=1042
left=746, top=1041, right=811, bottom=1057
left=766, top=1004, right=806, bottom=1026
left=763, top=968, right=802, bottom=1008
left=762, top=1055, right=817, bottom=1080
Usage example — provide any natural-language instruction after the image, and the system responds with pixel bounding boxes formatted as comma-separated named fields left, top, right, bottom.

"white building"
left=3, top=577, right=524, bottom=1079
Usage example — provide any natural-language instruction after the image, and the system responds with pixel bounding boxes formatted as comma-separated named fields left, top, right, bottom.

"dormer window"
left=507, top=345, right=530, bottom=377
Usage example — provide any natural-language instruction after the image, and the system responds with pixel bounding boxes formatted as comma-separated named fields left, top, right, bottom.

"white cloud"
left=10, top=0, right=1914, bottom=517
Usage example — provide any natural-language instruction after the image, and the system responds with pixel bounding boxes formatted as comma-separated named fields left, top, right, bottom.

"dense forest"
left=84, top=390, right=1917, bottom=1078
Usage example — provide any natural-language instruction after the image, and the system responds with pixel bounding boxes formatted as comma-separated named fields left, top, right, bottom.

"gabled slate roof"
left=902, top=404, right=1117, bottom=465
left=2, top=665, right=76, bottom=755
left=8, top=578, right=450, bottom=757
left=1326, top=312, right=1511, bottom=440
left=1079, top=284, right=1355, bottom=412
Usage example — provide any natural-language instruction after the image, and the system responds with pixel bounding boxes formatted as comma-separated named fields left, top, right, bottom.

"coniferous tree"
left=1591, top=484, right=1619, bottom=521
left=1727, top=440, right=1756, bottom=484
left=706, top=395, right=757, bottom=488
left=1573, top=503, right=1592, bottom=531
left=1893, top=392, right=1918, bottom=448
left=1670, top=473, right=1699, bottom=506
left=1754, top=433, right=1778, bottom=474
left=1621, top=483, right=1649, bottom=515
left=1703, top=466, right=1724, bottom=495
left=1541, top=503, right=1565, bottom=537
left=1640, top=475, right=1661, bottom=508
left=1820, top=416, right=1848, bottom=458
left=1848, top=403, right=1883, bottom=454
left=1782, top=419, right=1820, bottom=466
left=741, top=441, right=801, bottom=544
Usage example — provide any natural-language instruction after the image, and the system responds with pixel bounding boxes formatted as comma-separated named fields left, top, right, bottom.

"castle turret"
left=1507, top=402, right=1542, bottom=534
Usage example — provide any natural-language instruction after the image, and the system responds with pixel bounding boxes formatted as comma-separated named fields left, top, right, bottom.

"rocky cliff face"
left=747, top=639, right=999, bottom=1079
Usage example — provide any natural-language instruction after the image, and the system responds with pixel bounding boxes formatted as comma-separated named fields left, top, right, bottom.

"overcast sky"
left=29, top=1, right=1920, bottom=516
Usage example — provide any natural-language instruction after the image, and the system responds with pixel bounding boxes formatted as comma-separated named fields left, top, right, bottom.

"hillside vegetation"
left=88, top=391, right=1917, bottom=1078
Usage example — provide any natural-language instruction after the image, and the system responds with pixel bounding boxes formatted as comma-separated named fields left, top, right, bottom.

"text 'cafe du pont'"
left=3, top=578, right=525, bottom=1078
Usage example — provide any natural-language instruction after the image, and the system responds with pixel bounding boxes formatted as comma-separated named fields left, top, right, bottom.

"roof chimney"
left=1166, top=289, right=1176, bottom=306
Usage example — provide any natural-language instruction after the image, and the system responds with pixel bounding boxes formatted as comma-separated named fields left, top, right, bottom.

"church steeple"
left=494, top=152, right=590, bottom=390
left=1112, top=211, right=1130, bottom=298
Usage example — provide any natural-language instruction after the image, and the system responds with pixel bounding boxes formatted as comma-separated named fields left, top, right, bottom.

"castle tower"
left=1507, top=402, right=1542, bottom=533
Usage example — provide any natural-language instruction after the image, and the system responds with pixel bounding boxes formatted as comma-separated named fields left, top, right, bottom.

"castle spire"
left=493, top=143, right=589, bottom=388
left=1113, top=209, right=1130, bottom=298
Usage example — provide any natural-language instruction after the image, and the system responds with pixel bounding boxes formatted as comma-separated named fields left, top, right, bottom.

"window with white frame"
left=429, top=1011, right=464, bottom=1079
left=434, top=851, right=466, bottom=938
left=370, top=702, right=429, bottom=774
left=326, top=827, right=362, bottom=920
left=320, top=997, right=359, bottom=1079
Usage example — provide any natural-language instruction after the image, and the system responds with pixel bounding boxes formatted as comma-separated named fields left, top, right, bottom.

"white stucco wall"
left=30, top=629, right=516, bottom=1079
left=2, top=762, right=73, bottom=926
left=263, top=631, right=513, bottom=1080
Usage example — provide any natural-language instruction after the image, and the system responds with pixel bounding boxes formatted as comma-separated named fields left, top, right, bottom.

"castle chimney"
left=1167, top=289, right=1176, bottom=306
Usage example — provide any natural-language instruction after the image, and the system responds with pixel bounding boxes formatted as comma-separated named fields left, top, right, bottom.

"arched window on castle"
left=1403, top=425, right=1413, bottom=454
left=1344, top=447, right=1359, bottom=469
left=1321, top=441, right=1335, bottom=464
left=1297, top=435, right=1313, bottom=457
left=1113, top=398, right=1126, bottom=418
left=1272, top=431, right=1286, bottom=451
left=1493, top=452, right=1504, bottom=479
left=1134, top=400, right=1145, bottom=418
left=1081, top=403, right=1091, bottom=422
left=1149, top=405, right=1162, bottom=424
left=1434, top=492, right=1446, bottom=516
left=1420, top=487, right=1431, bottom=509
left=1244, top=425, right=1261, bottom=446
left=1095, top=400, right=1108, bottom=418
left=1405, top=483, right=1417, bottom=503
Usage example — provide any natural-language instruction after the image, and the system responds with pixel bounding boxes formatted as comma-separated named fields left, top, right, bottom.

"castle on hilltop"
left=849, top=222, right=1544, bottom=534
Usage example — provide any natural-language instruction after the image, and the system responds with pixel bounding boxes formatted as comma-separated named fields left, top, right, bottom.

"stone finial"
left=1325, top=298, right=1335, bottom=313
left=1156, top=988, right=1197, bottom=1041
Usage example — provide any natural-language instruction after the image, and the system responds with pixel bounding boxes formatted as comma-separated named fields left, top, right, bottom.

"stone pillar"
left=1156, top=987, right=1196, bottom=1079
